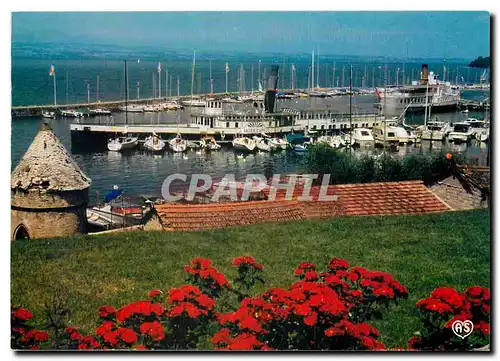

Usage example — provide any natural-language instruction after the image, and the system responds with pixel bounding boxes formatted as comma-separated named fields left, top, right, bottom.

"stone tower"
left=11, top=123, right=91, bottom=240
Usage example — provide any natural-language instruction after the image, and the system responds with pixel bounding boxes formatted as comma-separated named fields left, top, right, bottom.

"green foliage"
left=304, top=145, right=462, bottom=185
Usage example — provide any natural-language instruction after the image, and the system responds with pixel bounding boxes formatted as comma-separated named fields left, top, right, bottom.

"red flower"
left=12, top=308, right=33, bottom=321
left=347, top=272, right=359, bottom=282
left=212, top=328, right=231, bottom=345
left=232, top=256, right=264, bottom=270
left=102, top=330, right=118, bottom=346
left=118, top=328, right=138, bottom=344
left=139, top=321, right=165, bottom=341
left=328, top=258, right=350, bottom=271
left=325, top=327, right=345, bottom=337
left=303, top=312, right=318, bottom=326
left=148, top=289, right=163, bottom=298
left=304, top=270, right=319, bottom=281
left=477, top=321, right=490, bottom=335
left=98, top=305, right=115, bottom=318
left=34, top=331, right=49, bottom=342
left=133, top=344, right=149, bottom=350
left=417, top=299, right=452, bottom=314
left=96, top=321, right=115, bottom=336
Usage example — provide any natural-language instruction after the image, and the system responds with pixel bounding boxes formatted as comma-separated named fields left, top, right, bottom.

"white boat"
left=143, top=133, right=166, bottom=152
left=222, top=97, right=243, bottom=104
left=421, top=121, right=451, bottom=141
left=182, top=99, right=206, bottom=107
left=448, top=122, right=474, bottom=143
left=253, top=137, right=272, bottom=152
left=169, top=135, right=188, bottom=152
left=232, top=136, right=256, bottom=152
left=89, top=108, right=112, bottom=115
left=292, top=144, right=308, bottom=152
left=317, top=135, right=343, bottom=149
left=119, top=105, right=144, bottom=113
left=61, top=110, right=83, bottom=117
left=339, top=133, right=355, bottom=147
left=269, top=137, right=289, bottom=150
left=352, top=128, right=374, bottom=147
left=41, top=111, right=56, bottom=119
left=372, top=124, right=410, bottom=145
left=376, top=64, right=460, bottom=115
left=465, top=118, right=489, bottom=142
left=163, top=101, right=181, bottom=110
left=107, top=136, right=139, bottom=151
left=143, top=105, right=157, bottom=112
left=200, top=137, right=221, bottom=151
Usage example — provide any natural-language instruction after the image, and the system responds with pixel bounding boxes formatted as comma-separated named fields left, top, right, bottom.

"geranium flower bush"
left=409, top=286, right=490, bottom=350
left=10, top=256, right=489, bottom=351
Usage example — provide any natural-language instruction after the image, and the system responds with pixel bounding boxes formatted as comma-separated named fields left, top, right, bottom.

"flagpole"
left=53, top=72, right=57, bottom=105
left=158, top=63, right=161, bottom=99
left=225, top=63, right=229, bottom=93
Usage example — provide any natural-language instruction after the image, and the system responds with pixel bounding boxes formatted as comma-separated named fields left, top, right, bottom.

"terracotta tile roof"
left=154, top=180, right=451, bottom=231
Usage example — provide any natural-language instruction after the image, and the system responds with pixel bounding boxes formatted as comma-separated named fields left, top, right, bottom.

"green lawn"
left=11, top=209, right=490, bottom=348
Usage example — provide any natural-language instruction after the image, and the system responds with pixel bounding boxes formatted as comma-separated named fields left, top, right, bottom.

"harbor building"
left=11, top=123, right=91, bottom=240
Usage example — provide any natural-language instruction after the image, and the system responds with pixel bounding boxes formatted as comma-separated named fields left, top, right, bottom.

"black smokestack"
left=421, top=64, right=429, bottom=84
left=264, top=65, right=279, bottom=113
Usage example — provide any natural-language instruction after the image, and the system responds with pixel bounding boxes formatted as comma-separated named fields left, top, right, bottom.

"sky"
left=12, top=12, right=490, bottom=59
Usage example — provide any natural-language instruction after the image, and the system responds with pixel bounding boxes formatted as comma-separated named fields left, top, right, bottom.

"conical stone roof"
left=11, top=123, right=91, bottom=192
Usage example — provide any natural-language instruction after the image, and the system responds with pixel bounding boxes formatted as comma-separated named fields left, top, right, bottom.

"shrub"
left=305, top=144, right=465, bottom=185
left=409, top=286, right=490, bottom=350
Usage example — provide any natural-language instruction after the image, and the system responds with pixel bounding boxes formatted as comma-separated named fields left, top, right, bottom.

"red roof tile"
left=154, top=181, right=451, bottom=231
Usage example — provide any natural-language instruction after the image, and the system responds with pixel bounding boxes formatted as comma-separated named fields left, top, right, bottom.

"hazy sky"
left=12, top=12, right=490, bottom=59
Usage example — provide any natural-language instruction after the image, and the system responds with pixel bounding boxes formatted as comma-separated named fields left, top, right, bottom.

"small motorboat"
left=200, top=137, right=221, bottom=151
left=181, top=99, right=206, bottom=107
left=448, top=122, right=475, bottom=143
left=61, top=109, right=83, bottom=117
left=169, top=134, right=188, bottom=152
left=232, top=136, right=256, bottom=152
left=352, top=128, right=375, bottom=147
left=89, top=108, right=112, bottom=115
left=143, top=133, right=166, bottom=152
left=107, top=136, right=139, bottom=151
left=41, top=111, right=56, bottom=119
left=421, top=121, right=451, bottom=141
left=253, top=137, right=272, bottom=152
left=269, top=137, right=289, bottom=150
left=119, top=105, right=144, bottom=113
left=292, top=143, right=309, bottom=153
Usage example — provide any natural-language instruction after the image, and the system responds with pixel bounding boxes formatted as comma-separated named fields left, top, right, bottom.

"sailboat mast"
left=190, top=49, right=196, bottom=100
left=97, top=74, right=100, bottom=102
left=158, top=62, right=161, bottom=99
left=166, top=68, right=168, bottom=97
left=124, top=60, right=128, bottom=125
left=177, top=76, right=180, bottom=97
left=65, top=71, right=69, bottom=104
left=251, top=63, right=254, bottom=93
left=349, top=64, right=353, bottom=149
left=311, top=51, right=315, bottom=91
left=209, top=59, right=214, bottom=94
left=316, top=51, right=319, bottom=88
left=332, top=62, right=336, bottom=88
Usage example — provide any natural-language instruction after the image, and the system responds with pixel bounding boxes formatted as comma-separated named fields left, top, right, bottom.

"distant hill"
left=468, top=56, right=490, bottom=68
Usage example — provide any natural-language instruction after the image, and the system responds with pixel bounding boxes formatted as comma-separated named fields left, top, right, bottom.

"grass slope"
left=11, top=209, right=490, bottom=348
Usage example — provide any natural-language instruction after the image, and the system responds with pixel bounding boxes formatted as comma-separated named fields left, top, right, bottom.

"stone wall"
left=11, top=206, right=87, bottom=240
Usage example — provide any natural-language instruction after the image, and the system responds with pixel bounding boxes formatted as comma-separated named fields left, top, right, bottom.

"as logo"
left=452, top=320, right=474, bottom=339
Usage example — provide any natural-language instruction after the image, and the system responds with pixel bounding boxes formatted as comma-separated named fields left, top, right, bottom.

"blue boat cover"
left=104, top=189, right=123, bottom=202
